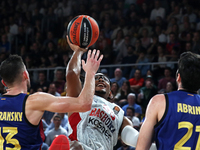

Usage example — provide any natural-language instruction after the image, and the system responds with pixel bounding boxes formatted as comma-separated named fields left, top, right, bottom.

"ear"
left=108, top=91, right=114, bottom=100
left=1, top=80, right=7, bottom=87
left=176, top=73, right=181, bottom=83
left=23, top=71, right=29, bottom=80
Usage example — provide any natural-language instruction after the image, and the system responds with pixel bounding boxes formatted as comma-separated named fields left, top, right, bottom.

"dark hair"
left=164, top=67, right=172, bottom=72
left=111, top=82, right=119, bottom=92
left=0, top=55, right=24, bottom=85
left=53, top=115, right=61, bottom=121
left=120, top=80, right=132, bottom=97
left=178, top=52, right=200, bottom=91
left=126, top=106, right=135, bottom=114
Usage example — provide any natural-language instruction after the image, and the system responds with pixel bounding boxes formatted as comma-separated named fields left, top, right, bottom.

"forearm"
left=66, top=50, right=84, bottom=75
left=78, top=72, right=95, bottom=109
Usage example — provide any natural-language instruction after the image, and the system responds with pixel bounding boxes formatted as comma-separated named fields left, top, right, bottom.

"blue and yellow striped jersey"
left=0, top=93, right=42, bottom=150
left=154, top=90, right=200, bottom=150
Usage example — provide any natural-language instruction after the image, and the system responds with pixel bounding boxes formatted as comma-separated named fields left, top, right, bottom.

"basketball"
left=67, top=15, right=99, bottom=48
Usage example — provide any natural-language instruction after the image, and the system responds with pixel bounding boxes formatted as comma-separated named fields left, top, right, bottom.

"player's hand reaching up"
left=66, top=35, right=88, bottom=53
left=82, top=49, right=103, bottom=75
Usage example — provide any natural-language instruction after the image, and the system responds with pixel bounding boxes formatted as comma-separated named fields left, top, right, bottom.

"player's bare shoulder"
left=148, top=94, right=166, bottom=122
left=149, top=94, right=165, bottom=106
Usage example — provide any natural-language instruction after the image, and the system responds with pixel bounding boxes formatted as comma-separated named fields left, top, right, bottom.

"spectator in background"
left=137, top=75, right=157, bottom=114
left=147, top=35, right=160, bottom=61
left=133, top=39, right=146, bottom=56
left=167, top=5, right=182, bottom=24
left=121, top=45, right=138, bottom=78
left=158, top=81, right=175, bottom=94
left=43, top=31, right=57, bottom=48
left=127, top=11, right=140, bottom=30
left=140, top=28, right=151, bottom=49
left=129, top=69, right=144, bottom=94
left=166, top=46, right=179, bottom=69
left=182, top=5, right=197, bottom=23
left=179, top=21, right=193, bottom=42
left=152, top=44, right=167, bottom=79
left=32, top=8, right=43, bottom=26
left=112, top=29, right=125, bottom=59
left=115, top=35, right=131, bottom=64
left=30, top=42, right=42, bottom=67
left=48, top=54, right=57, bottom=68
left=0, top=34, right=10, bottom=54
left=126, top=106, right=140, bottom=130
left=45, top=41, right=57, bottom=56
left=158, top=67, right=176, bottom=93
left=139, top=2, right=151, bottom=18
left=138, top=17, right=152, bottom=37
left=34, top=71, right=50, bottom=92
left=110, top=82, right=120, bottom=103
left=150, top=0, right=165, bottom=21
left=33, top=31, right=44, bottom=48
left=166, top=32, right=180, bottom=54
left=33, top=20, right=42, bottom=35
left=154, top=16, right=166, bottom=31
left=192, top=31, right=200, bottom=54
left=134, top=50, right=150, bottom=77
left=110, top=68, right=127, bottom=88
left=154, top=25, right=167, bottom=43
left=44, top=113, right=68, bottom=136
left=122, top=93, right=142, bottom=119
left=9, top=16, right=18, bottom=36
left=100, top=68, right=109, bottom=78
left=43, top=83, right=60, bottom=125
left=53, top=69, right=65, bottom=94
left=102, top=20, right=113, bottom=39
left=115, top=80, right=134, bottom=107
left=15, top=26, right=26, bottom=48
left=59, top=0, right=73, bottom=17
left=45, top=115, right=68, bottom=146
left=184, top=42, right=192, bottom=52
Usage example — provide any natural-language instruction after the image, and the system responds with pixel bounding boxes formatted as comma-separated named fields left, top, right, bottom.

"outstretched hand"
left=66, top=35, right=88, bottom=53
left=82, top=49, right=103, bottom=74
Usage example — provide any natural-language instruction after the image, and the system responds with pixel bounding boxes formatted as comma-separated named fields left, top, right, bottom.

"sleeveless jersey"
left=154, top=90, right=200, bottom=150
left=68, top=95, right=124, bottom=150
left=0, top=93, right=43, bottom=150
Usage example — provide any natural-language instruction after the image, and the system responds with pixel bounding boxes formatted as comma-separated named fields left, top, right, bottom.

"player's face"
left=95, top=73, right=110, bottom=95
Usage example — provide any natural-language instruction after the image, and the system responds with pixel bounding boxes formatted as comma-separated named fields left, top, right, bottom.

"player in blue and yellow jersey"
left=136, top=51, right=200, bottom=150
left=0, top=49, right=103, bottom=150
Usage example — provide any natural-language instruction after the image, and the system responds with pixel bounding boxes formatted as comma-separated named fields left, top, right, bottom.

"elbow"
left=82, top=104, right=92, bottom=112
left=79, top=97, right=93, bottom=112
left=66, top=70, right=76, bottom=80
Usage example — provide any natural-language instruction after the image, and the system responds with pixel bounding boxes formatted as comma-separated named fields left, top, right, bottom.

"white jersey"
left=68, top=95, right=124, bottom=150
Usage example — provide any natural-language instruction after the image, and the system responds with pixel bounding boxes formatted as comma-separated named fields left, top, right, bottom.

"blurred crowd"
left=0, top=0, right=200, bottom=149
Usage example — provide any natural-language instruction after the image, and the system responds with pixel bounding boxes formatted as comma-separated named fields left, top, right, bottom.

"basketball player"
left=136, top=52, right=200, bottom=150
left=0, top=50, right=102, bottom=149
left=49, top=37, right=157, bottom=150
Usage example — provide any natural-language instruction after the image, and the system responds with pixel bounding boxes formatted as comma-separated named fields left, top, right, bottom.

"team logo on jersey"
left=113, top=106, right=120, bottom=115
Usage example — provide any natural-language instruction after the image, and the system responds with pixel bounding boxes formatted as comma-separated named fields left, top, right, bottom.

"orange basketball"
left=67, top=15, right=99, bottom=48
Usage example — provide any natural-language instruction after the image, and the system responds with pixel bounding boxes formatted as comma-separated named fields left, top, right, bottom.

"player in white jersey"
left=49, top=37, right=157, bottom=150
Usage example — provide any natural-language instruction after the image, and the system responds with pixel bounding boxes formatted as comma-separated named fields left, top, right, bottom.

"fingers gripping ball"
left=67, top=15, right=99, bottom=48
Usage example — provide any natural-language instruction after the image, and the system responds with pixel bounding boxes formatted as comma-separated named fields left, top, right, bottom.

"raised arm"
left=26, top=50, right=103, bottom=125
left=65, top=36, right=87, bottom=98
